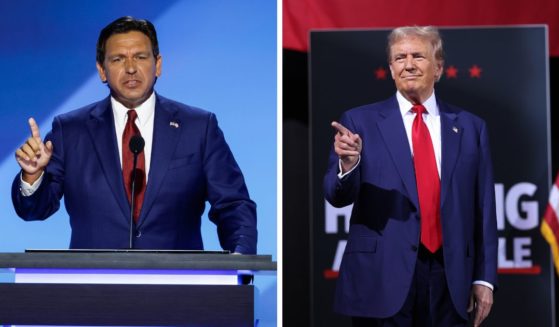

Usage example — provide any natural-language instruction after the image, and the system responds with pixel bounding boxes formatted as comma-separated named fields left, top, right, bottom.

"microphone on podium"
left=128, top=135, right=145, bottom=249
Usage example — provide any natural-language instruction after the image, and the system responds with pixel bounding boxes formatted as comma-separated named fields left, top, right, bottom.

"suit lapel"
left=137, top=96, right=181, bottom=226
left=439, top=102, right=461, bottom=207
left=86, top=97, right=130, bottom=222
left=376, top=97, right=419, bottom=207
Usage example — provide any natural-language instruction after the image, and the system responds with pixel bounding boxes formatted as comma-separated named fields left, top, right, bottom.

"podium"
left=0, top=251, right=276, bottom=326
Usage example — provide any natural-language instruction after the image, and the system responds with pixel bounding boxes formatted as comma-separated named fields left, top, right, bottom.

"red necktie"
left=412, top=104, right=442, bottom=253
left=122, top=110, right=146, bottom=223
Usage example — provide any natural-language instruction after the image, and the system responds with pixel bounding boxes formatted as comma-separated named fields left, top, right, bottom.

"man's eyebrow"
left=107, top=50, right=151, bottom=56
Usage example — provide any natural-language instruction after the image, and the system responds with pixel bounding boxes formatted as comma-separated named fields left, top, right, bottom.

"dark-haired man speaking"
left=13, top=16, right=257, bottom=254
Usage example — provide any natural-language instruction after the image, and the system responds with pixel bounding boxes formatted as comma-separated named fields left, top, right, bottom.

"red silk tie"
left=412, top=104, right=442, bottom=253
left=122, top=110, right=146, bottom=223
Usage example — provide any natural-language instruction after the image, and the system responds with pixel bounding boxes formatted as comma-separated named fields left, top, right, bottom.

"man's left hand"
left=467, top=284, right=493, bottom=327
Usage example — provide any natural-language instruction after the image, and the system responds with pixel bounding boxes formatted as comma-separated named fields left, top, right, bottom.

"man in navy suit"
left=325, top=26, right=497, bottom=326
left=12, top=16, right=257, bottom=254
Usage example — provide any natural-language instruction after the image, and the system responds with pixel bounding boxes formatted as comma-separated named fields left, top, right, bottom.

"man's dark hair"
left=96, top=16, right=159, bottom=64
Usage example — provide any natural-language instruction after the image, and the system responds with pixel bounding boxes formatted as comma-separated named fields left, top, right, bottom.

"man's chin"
left=112, top=94, right=149, bottom=109
left=398, top=88, right=424, bottom=103
left=401, top=86, right=420, bottom=95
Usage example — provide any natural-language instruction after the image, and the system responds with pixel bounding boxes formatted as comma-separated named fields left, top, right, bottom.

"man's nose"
left=404, top=56, right=415, bottom=70
left=125, top=59, right=137, bottom=74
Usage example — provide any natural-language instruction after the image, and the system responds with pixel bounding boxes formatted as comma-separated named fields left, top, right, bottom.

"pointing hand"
left=15, top=118, right=53, bottom=184
left=331, top=121, right=362, bottom=173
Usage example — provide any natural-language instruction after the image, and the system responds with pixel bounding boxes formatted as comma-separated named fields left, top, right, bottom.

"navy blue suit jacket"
left=12, top=94, right=257, bottom=254
left=324, top=96, right=497, bottom=319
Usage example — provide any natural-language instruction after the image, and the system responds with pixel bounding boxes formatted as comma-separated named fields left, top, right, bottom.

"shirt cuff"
left=472, top=280, right=494, bottom=291
left=20, top=171, right=44, bottom=197
left=337, top=156, right=361, bottom=179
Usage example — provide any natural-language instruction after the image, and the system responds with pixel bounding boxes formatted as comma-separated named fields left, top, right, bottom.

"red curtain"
left=283, top=0, right=559, bottom=56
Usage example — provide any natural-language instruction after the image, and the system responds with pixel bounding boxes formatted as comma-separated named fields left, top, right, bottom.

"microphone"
left=129, top=135, right=145, bottom=155
left=128, top=135, right=145, bottom=249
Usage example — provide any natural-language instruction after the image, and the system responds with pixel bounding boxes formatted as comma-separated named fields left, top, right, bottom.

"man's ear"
left=155, top=54, right=162, bottom=77
left=435, top=61, right=444, bottom=82
left=96, top=62, right=107, bottom=83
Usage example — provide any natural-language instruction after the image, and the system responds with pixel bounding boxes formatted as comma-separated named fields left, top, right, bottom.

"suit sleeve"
left=474, top=121, right=498, bottom=288
left=323, top=111, right=361, bottom=208
left=203, top=113, right=257, bottom=254
left=11, top=116, right=65, bottom=221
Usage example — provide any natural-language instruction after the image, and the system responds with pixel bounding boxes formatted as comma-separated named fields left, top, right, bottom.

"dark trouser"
left=352, top=245, right=468, bottom=327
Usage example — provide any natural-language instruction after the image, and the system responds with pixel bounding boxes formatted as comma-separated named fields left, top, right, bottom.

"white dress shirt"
left=396, top=91, right=441, bottom=177
left=112, top=92, right=155, bottom=180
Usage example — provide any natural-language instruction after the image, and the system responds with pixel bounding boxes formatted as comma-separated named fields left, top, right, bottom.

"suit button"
left=135, top=230, right=142, bottom=238
left=411, top=245, right=418, bottom=252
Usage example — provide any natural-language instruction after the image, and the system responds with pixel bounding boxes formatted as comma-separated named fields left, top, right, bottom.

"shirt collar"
left=396, top=90, right=439, bottom=117
left=111, top=92, right=156, bottom=127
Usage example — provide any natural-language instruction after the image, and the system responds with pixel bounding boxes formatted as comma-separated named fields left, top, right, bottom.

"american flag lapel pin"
left=170, top=121, right=179, bottom=128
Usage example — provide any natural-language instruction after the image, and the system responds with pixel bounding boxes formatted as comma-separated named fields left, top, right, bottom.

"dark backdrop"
left=283, top=50, right=559, bottom=326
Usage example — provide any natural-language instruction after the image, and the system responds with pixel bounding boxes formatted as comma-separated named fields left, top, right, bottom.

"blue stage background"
left=0, top=0, right=277, bottom=325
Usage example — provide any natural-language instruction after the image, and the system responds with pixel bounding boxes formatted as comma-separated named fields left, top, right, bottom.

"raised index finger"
left=28, top=117, right=41, bottom=139
left=331, top=121, right=352, bottom=135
